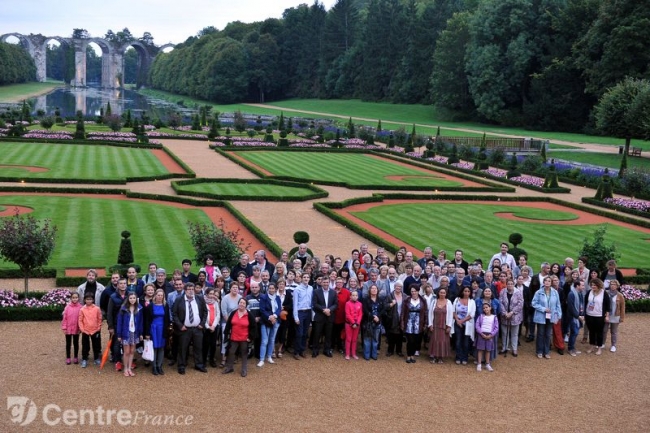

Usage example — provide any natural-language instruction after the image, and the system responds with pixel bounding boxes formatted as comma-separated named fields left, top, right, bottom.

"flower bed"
left=0, top=288, right=71, bottom=308
left=146, top=131, right=206, bottom=139
left=23, top=130, right=73, bottom=140
left=604, top=198, right=650, bottom=213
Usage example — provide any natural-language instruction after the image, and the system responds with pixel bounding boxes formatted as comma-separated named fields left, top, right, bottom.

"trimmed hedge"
left=172, top=178, right=328, bottom=202
left=0, top=305, right=64, bottom=321
left=626, top=299, right=650, bottom=313
left=55, top=276, right=112, bottom=287
left=582, top=197, right=650, bottom=220
left=0, top=186, right=127, bottom=194
left=0, top=268, right=57, bottom=278
left=0, top=137, right=163, bottom=149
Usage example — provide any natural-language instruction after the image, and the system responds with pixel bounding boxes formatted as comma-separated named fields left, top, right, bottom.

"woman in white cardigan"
left=450, top=286, right=476, bottom=365
left=427, top=287, right=454, bottom=363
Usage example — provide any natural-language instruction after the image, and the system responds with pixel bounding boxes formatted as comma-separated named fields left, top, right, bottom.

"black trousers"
left=333, top=323, right=345, bottom=351
left=387, top=331, right=403, bottom=354
left=585, top=315, right=605, bottom=347
left=65, top=334, right=79, bottom=358
left=406, top=332, right=422, bottom=357
left=178, top=327, right=204, bottom=368
left=202, top=328, right=219, bottom=363
left=81, top=332, right=101, bottom=361
left=312, top=320, right=333, bottom=354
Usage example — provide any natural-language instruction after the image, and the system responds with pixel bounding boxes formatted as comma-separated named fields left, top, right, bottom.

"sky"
left=2, top=0, right=338, bottom=45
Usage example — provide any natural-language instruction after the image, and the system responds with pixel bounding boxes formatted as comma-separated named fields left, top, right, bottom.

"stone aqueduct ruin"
left=0, top=33, right=174, bottom=88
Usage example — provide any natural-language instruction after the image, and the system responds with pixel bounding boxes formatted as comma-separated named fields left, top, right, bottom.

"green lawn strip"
left=549, top=151, right=650, bottom=170
left=350, top=202, right=650, bottom=268
left=262, top=99, right=641, bottom=148
left=0, top=81, right=64, bottom=102
left=0, top=195, right=212, bottom=273
left=173, top=178, right=327, bottom=201
left=235, top=151, right=464, bottom=188
left=0, top=142, right=169, bottom=181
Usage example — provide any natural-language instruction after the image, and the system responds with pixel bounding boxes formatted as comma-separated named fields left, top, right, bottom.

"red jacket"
left=61, top=302, right=82, bottom=335
left=335, top=288, right=351, bottom=324
left=345, top=300, right=363, bottom=326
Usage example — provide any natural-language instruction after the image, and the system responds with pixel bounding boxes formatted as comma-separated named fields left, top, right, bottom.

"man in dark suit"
left=172, top=283, right=208, bottom=374
left=311, top=274, right=338, bottom=358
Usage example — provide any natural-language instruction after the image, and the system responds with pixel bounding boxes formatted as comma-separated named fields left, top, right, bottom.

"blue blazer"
left=259, top=294, right=282, bottom=327
left=116, top=305, right=144, bottom=341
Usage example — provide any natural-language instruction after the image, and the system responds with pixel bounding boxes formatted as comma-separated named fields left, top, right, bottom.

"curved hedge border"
left=172, top=178, right=328, bottom=201
left=582, top=197, right=650, bottom=220
left=217, top=148, right=514, bottom=192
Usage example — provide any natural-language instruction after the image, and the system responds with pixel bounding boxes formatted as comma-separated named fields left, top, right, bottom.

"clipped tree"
left=40, top=116, right=54, bottom=131
left=425, top=138, right=435, bottom=157
left=20, top=101, right=32, bottom=123
left=448, top=143, right=460, bottom=164
left=233, top=110, right=246, bottom=133
left=109, top=230, right=141, bottom=276
left=278, top=112, right=285, bottom=131
left=73, top=110, right=86, bottom=139
left=254, top=116, right=263, bottom=131
left=200, top=106, right=208, bottom=127
left=508, top=233, right=527, bottom=262
left=208, top=117, right=219, bottom=139
left=0, top=211, right=57, bottom=294
left=594, top=168, right=614, bottom=201
left=540, top=140, right=547, bottom=163
left=287, top=117, right=293, bottom=134
left=278, top=130, right=289, bottom=147
left=289, top=231, right=313, bottom=257
left=578, top=226, right=620, bottom=273
left=105, top=102, right=112, bottom=116
left=191, top=114, right=201, bottom=131
left=97, top=107, right=104, bottom=124
left=376, top=119, right=382, bottom=132
left=187, top=219, right=251, bottom=268
left=475, top=133, right=488, bottom=170
left=123, top=109, right=132, bottom=128
left=168, top=113, right=182, bottom=130
left=263, top=126, right=274, bottom=143
left=388, top=133, right=395, bottom=148
left=347, top=117, right=355, bottom=138
left=131, top=118, right=140, bottom=136
left=506, top=153, right=521, bottom=178
left=543, top=159, right=559, bottom=188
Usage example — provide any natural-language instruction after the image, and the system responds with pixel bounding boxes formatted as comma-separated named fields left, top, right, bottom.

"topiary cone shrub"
left=543, top=159, right=559, bottom=188
left=594, top=168, right=614, bottom=200
left=110, top=230, right=140, bottom=276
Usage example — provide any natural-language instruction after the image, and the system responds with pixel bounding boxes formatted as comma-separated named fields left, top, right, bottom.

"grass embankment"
left=549, top=150, right=650, bottom=170
left=0, top=81, right=64, bottom=103
left=352, top=202, right=650, bottom=268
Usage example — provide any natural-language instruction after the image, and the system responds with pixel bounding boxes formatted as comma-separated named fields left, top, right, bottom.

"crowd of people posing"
left=62, top=243, right=626, bottom=377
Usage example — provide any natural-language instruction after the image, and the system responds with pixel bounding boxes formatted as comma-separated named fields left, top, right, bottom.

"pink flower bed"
left=620, top=285, right=650, bottom=301
left=604, top=198, right=650, bottom=212
left=23, top=130, right=73, bottom=140
left=510, top=175, right=545, bottom=187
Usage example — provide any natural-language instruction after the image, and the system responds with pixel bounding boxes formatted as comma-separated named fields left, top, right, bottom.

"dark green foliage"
left=117, top=230, right=134, bottom=265
left=521, top=155, right=543, bottom=173
left=233, top=110, right=246, bottom=132
left=20, top=101, right=32, bottom=123
left=543, top=160, right=559, bottom=189
left=168, top=113, right=182, bottom=129
left=73, top=110, right=86, bottom=139
left=459, top=144, right=475, bottom=161
left=287, top=117, right=293, bottom=133
left=619, top=151, right=628, bottom=177
left=621, top=167, right=650, bottom=198
left=105, top=102, right=112, bottom=116
left=387, top=133, right=395, bottom=148
left=594, top=168, right=614, bottom=200
left=123, top=110, right=132, bottom=128
left=131, top=118, right=140, bottom=135
left=578, top=226, right=620, bottom=274
left=293, top=231, right=310, bottom=244
left=191, top=114, right=201, bottom=131
left=104, top=114, right=122, bottom=132
left=377, top=120, right=382, bottom=132
left=254, top=116, right=263, bottom=131
left=208, top=117, right=219, bottom=139
left=8, top=123, right=26, bottom=137
left=187, top=219, right=251, bottom=268
left=488, top=148, right=505, bottom=166
left=347, top=117, right=355, bottom=138
left=506, top=153, right=521, bottom=178
left=0, top=306, right=65, bottom=321
left=278, top=112, right=285, bottom=131
left=0, top=42, right=36, bottom=85
left=448, top=143, right=459, bottom=164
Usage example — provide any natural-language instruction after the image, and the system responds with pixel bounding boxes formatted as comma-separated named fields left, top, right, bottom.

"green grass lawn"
left=235, top=151, right=465, bottom=188
left=173, top=179, right=325, bottom=200
left=0, top=142, right=169, bottom=181
left=0, top=81, right=64, bottom=102
left=549, top=150, right=650, bottom=170
left=351, top=203, right=650, bottom=268
left=0, top=195, right=212, bottom=273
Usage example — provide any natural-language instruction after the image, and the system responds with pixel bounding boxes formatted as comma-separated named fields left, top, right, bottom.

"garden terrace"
left=438, top=136, right=544, bottom=153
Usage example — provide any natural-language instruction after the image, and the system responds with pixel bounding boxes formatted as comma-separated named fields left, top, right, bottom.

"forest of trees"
left=0, top=42, right=36, bottom=85
left=149, top=0, right=650, bottom=132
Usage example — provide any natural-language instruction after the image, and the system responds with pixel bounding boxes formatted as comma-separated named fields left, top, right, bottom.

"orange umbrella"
left=100, top=336, right=112, bottom=371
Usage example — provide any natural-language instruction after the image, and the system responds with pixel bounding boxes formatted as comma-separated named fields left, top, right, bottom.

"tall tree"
left=594, top=77, right=650, bottom=155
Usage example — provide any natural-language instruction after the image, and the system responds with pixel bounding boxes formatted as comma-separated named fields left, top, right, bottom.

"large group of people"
left=63, top=243, right=626, bottom=376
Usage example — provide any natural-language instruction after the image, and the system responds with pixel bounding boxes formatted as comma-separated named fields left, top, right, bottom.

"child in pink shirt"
left=345, top=291, right=363, bottom=360
left=61, top=292, right=82, bottom=365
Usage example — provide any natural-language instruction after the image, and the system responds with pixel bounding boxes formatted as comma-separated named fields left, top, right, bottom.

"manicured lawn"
left=351, top=203, right=650, bottom=268
left=173, top=179, right=326, bottom=200
left=0, top=81, right=64, bottom=102
left=549, top=150, right=650, bottom=170
left=0, top=195, right=211, bottom=273
left=235, top=151, right=466, bottom=188
left=0, top=142, right=169, bottom=181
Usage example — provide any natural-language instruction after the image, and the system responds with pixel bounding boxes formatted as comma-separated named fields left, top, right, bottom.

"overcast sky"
left=2, top=0, right=337, bottom=45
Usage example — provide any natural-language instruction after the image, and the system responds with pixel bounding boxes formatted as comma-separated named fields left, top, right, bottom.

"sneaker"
left=461, top=361, right=468, bottom=365
left=610, top=346, right=617, bottom=353
left=73, top=358, right=78, bottom=364
left=256, top=360, right=264, bottom=368
left=476, top=364, right=482, bottom=372
left=414, top=351, right=419, bottom=357
left=564, top=335, right=569, bottom=343
left=544, top=354, right=551, bottom=359
left=352, top=355, right=359, bottom=360
left=94, top=359, right=101, bottom=366
left=267, top=357, right=274, bottom=364
left=66, top=358, right=71, bottom=365
left=81, top=360, right=88, bottom=368
left=537, top=354, right=543, bottom=359
left=345, top=356, right=350, bottom=360
left=569, top=350, right=581, bottom=356
left=455, top=360, right=461, bottom=365
left=115, top=361, right=123, bottom=372
left=596, top=348, right=602, bottom=356
left=485, top=364, right=493, bottom=372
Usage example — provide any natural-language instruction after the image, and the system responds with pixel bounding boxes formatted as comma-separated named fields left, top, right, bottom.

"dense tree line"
left=148, top=0, right=649, bottom=132
left=0, top=42, right=36, bottom=85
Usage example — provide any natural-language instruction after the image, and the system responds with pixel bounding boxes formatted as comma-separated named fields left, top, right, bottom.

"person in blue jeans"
left=292, top=273, right=313, bottom=359
left=258, top=283, right=282, bottom=367
left=362, top=285, right=385, bottom=360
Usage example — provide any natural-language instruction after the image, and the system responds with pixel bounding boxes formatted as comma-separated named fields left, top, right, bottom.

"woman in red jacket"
left=223, top=298, right=257, bottom=377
